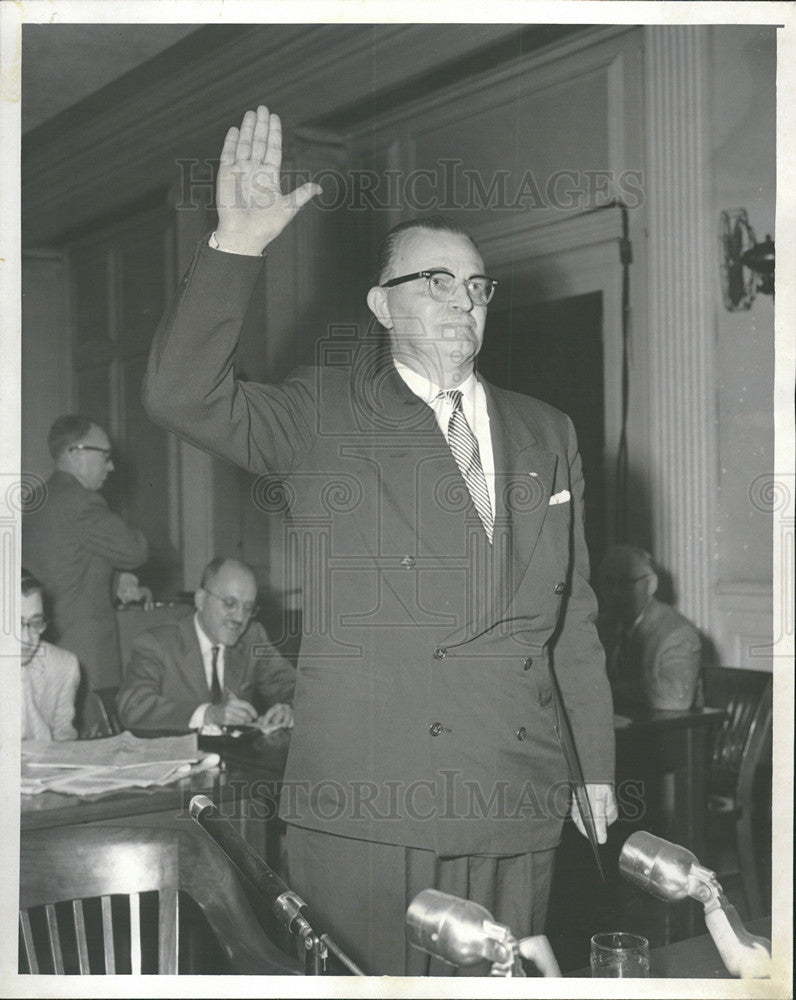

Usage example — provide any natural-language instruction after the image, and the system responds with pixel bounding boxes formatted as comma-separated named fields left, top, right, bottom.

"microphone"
left=405, top=889, right=561, bottom=977
left=189, top=795, right=366, bottom=976
left=406, top=889, right=540, bottom=977
left=619, top=829, right=705, bottom=902
left=406, top=889, right=516, bottom=969
left=189, top=795, right=315, bottom=936
left=619, top=831, right=772, bottom=978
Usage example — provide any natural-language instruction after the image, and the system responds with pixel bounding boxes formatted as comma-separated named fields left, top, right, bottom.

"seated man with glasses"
left=117, top=556, right=296, bottom=734
left=22, top=414, right=149, bottom=693
left=20, top=570, right=80, bottom=742
left=597, top=544, right=703, bottom=711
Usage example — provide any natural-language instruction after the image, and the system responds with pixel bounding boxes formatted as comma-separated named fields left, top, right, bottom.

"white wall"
left=710, top=26, right=776, bottom=668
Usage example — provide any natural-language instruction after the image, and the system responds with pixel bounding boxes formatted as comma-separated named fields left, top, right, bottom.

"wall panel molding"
left=20, top=252, right=71, bottom=483
left=714, top=581, right=774, bottom=671
left=171, top=181, right=213, bottom=590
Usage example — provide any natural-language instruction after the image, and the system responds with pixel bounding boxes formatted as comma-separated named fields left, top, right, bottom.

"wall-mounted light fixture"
left=719, top=209, right=775, bottom=311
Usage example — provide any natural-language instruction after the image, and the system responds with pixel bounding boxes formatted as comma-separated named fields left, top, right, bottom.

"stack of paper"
left=20, top=732, right=220, bottom=796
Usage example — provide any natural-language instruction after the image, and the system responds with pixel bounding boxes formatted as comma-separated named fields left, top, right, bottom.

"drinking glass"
left=590, top=931, right=650, bottom=977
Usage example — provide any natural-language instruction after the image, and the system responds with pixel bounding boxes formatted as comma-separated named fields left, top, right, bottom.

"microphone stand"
left=620, top=831, right=772, bottom=979
left=190, top=795, right=365, bottom=976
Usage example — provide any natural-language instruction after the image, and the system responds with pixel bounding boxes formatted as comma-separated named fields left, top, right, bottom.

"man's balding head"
left=195, top=558, right=258, bottom=647
left=50, top=414, right=114, bottom=492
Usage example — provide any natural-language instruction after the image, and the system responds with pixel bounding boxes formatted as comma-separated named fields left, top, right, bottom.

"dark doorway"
left=479, top=288, right=606, bottom=567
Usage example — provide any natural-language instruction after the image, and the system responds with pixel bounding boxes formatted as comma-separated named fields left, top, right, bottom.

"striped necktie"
left=210, top=645, right=222, bottom=704
left=445, top=389, right=494, bottom=542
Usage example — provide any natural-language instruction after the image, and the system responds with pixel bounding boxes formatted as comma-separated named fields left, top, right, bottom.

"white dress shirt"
left=188, top=613, right=226, bottom=730
left=21, top=641, right=80, bottom=742
left=393, top=360, right=496, bottom=517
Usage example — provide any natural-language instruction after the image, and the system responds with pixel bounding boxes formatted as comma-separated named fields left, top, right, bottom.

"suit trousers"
left=285, top=823, right=556, bottom=976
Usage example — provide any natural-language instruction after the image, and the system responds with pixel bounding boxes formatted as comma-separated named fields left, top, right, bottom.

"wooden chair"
left=19, top=824, right=301, bottom=975
left=704, top=666, right=773, bottom=920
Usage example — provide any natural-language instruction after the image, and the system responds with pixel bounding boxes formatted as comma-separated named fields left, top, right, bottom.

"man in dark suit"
left=144, top=106, right=616, bottom=975
left=23, top=415, right=148, bottom=691
left=117, top=557, right=296, bottom=733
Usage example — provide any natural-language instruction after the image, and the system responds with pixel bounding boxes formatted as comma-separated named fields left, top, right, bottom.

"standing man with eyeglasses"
left=117, top=557, right=295, bottom=733
left=22, top=414, right=148, bottom=693
left=144, top=106, right=616, bottom=975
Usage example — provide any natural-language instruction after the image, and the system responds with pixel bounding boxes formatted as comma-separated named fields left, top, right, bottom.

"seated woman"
left=21, top=569, right=80, bottom=741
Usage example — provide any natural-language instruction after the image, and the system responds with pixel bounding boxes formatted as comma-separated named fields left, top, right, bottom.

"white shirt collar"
left=194, top=612, right=222, bottom=653
left=393, top=359, right=478, bottom=404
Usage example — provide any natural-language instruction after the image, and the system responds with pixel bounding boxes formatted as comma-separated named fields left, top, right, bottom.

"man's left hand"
left=258, top=703, right=294, bottom=733
left=570, top=782, right=618, bottom=843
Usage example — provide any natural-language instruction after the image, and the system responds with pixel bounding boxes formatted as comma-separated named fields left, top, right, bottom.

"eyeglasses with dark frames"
left=382, top=269, right=498, bottom=306
left=70, top=444, right=113, bottom=462
left=203, top=589, right=258, bottom=619
left=20, top=615, right=48, bottom=634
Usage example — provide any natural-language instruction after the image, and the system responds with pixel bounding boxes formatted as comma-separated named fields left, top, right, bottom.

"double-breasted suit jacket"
left=144, top=239, right=614, bottom=857
left=117, top=613, right=297, bottom=732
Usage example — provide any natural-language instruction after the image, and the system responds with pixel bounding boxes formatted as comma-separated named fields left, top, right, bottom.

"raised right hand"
left=204, top=697, right=258, bottom=726
left=215, top=105, right=322, bottom=255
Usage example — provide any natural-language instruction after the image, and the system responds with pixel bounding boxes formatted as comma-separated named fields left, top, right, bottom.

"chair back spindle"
left=19, top=825, right=300, bottom=975
left=704, top=666, right=773, bottom=920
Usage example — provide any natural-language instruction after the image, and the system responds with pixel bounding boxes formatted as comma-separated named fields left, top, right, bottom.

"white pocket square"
left=549, top=490, right=571, bottom=506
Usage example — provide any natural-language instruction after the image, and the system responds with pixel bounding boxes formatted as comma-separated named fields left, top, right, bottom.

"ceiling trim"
left=23, top=23, right=525, bottom=246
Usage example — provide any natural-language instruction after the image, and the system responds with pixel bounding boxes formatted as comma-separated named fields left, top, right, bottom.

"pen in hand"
left=206, top=687, right=258, bottom=726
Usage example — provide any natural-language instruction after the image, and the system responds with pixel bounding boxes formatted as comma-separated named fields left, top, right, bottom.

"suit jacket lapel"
left=483, top=379, right=558, bottom=625
left=345, top=358, right=560, bottom=643
left=350, top=355, right=475, bottom=562
left=178, top=614, right=213, bottom=702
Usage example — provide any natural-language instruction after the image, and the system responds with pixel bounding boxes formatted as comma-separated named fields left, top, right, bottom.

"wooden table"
left=613, top=701, right=725, bottom=861
left=647, top=916, right=771, bottom=978
left=20, top=731, right=290, bottom=868
left=567, top=917, right=772, bottom=978
left=613, top=703, right=725, bottom=942
left=19, top=732, right=295, bottom=974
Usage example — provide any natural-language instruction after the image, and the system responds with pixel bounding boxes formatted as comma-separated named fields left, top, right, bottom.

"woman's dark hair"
left=21, top=569, right=44, bottom=599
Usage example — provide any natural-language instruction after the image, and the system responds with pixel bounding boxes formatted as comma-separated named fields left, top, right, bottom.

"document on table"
left=20, top=732, right=219, bottom=795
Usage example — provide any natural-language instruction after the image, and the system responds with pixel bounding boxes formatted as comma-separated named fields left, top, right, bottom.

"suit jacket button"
left=523, top=657, right=533, bottom=670
left=515, top=726, right=528, bottom=741
left=433, top=647, right=447, bottom=660
left=430, top=722, right=444, bottom=737
left=400, top=555, right=415, bottom=569
left=554, top=582, right=566, bottom=594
